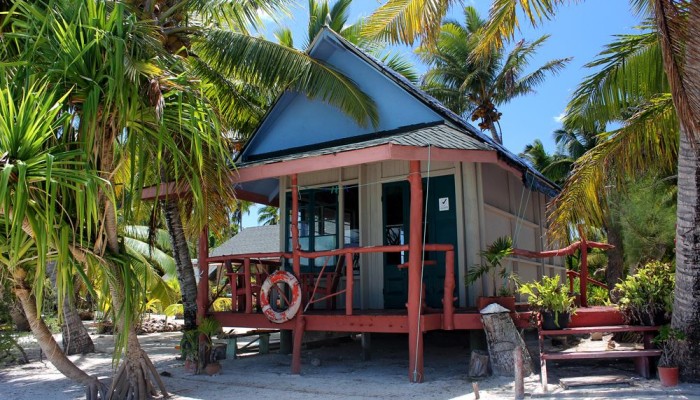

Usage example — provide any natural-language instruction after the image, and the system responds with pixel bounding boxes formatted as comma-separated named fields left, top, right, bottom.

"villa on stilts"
left=143, top=27, right=638, bottom=383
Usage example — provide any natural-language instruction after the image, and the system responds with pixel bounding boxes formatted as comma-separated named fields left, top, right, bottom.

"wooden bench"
left=219, top=329, right=279, bottom=359
left=539, top=325, right=661, bottom=391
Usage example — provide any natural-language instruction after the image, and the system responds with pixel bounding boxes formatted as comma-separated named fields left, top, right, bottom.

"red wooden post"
left=345, top=252, right=353, bottom=316
left=244, top=257, right=252, bottom=314
left=578, top=227, right=589, bottom=308
left=407, top=160, right=424, bottom=383
left=291, top=174, right=301, bottom=276
left=290, top=174, right=304, bottom=374
left=197, top=227, right=209, bottom=323
left=443, top=249, right=455, bottom=330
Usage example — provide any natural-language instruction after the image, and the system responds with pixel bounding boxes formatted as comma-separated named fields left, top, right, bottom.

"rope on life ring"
left=260, top=270, right=302, bottom=323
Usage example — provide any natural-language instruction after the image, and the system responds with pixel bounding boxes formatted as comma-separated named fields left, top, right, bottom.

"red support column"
left=407, top=160, right=424, bottom=383
left=290, top=174, right=304, bottom=374
left=197, top=227, right=209, bottom=324
left=291, top=174, right=301, bottom=277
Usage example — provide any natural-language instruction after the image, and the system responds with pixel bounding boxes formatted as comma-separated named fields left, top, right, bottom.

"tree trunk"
left=9, top=299, right=30, bottom=332
left=604, top=216, right=625, bottom=302
left=161, top=197, right=198, bottom=332
left=653, top=0, right=700, bottom=382
left=672, top=130, right=700, bottom=382
left=61, top=294, right=95, bottom=355
left=97, top=122, right=168, bottom=399
left=13, top=272, right=106, bottom=399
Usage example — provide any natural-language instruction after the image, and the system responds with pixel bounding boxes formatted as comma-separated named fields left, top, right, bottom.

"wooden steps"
left=538, top=322, right=660, bottom=392
left=542, top=349, right=661, bottom=360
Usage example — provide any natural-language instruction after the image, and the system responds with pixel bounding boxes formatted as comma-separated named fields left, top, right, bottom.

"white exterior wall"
left=477, top=163, right=565, bottom=302
left=277, top=159, right=561, bottom=309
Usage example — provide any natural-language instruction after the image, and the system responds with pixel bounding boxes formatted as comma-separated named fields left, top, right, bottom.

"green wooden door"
left=382, top=175, right=459, bottom=309
left=382, top=181, right=410, bottom=309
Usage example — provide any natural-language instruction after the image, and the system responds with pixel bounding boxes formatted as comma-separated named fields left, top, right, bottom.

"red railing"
left=207, top=244, right=456, bottom=329
left=566, top=270, right=608, bottom=295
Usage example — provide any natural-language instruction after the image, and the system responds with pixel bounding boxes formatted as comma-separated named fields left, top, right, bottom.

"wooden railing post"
left=578, top=226, right=589, bottom=307
left=345, top=252, right=353, bottom=316
left=244, top=257, right=252, bottom=314
left=443, top=249, right=455, bottom=330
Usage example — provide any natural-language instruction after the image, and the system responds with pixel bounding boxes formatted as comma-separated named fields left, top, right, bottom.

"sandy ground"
left=1, top=323, right=699, bottom=400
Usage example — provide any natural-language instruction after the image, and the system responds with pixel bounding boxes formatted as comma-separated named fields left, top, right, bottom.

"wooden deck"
left=210, top=305, right=623, bottom=333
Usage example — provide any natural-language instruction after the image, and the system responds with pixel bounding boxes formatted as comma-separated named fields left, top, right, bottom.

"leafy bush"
left=519, top=274, right=576, bottom=321
left=615, top=261, right=674, bottom=325
left=211, top=297, right=232, bottom=312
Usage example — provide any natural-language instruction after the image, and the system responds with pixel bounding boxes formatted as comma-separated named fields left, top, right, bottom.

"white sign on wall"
left=439, top=197, right=449, bottom=211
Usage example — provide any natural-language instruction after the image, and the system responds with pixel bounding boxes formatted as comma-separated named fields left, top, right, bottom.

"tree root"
left=107, top=349, right=169, bottom=400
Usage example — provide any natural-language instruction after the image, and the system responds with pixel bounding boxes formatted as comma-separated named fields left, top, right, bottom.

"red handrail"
left=209, top=244, right=456, bottom=329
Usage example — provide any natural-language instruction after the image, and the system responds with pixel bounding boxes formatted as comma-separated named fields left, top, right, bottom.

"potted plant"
left=615, top=261, right=674, bottom=326
left=198, top=317, right=223, bottom=375
left=519, top=274, right=576, bottom=329
left=179, top=317, right=223, bottom=374
left=653, top=325, right=686, bottom=387
left=466, top=236, right=517, bottom=311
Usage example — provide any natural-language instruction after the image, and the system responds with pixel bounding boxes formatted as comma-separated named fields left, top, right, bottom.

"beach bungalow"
left=146, top=27, right=567, bottom=382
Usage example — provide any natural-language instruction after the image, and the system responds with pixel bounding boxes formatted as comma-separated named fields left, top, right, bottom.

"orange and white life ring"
left=260, top=270, right=301, bottom=323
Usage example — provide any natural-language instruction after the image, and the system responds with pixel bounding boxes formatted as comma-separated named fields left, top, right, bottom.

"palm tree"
left=415, top=6, right=570, bottom=144
left=275, top=0, right=419, bottom=83
left=4, top=1, right=380, bottom=395
left=0, top=82, right=108, bottom=396
left=365, top=1, right=700, bottom=378
left=258, top=205, right=280, bottom=226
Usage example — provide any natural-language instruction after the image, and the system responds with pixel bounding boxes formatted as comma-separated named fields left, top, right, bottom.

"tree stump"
left=480, top=305, right=533, bottom=376
left=468, top=350, right=490, bottom=377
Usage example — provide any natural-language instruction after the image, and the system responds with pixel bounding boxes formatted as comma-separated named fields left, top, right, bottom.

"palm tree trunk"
left=161, top=197, right=198, bottom=331
left=98, top=122, right=168, bottom=399
left=654, top=0, right=700, bottom=381
left=604, top=217, right=625, bottom=302
left=13, top=271, right=105, bottom=399
left=672, top=130, right=700, bottom=381
left=61, top=294, right=95, bottom=355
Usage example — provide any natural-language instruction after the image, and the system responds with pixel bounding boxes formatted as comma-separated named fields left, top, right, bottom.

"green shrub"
left=615, top=261, right=674, bottom=325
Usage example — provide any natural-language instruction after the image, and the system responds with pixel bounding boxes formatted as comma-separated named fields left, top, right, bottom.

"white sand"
left=1, top=327, right=699, bottom=400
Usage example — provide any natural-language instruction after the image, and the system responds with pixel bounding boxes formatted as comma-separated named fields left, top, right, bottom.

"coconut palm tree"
left=415, top=6, right=570, bottom=144
left=258, top=205, right=280, bottom=226
left=365, top=1, right=700, bottom=378
left=275, top=0, right=419, bottom=83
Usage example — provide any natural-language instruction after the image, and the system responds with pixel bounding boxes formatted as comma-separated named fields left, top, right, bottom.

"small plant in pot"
left=653, top=325, right=686, bottom=387
left=180, top=317, right=223, bottom=375
left=466, top=236, right=517, bottom=311
left=615, top=261, right=674, bottom=326
left=519, top=274, right=576, bottom=330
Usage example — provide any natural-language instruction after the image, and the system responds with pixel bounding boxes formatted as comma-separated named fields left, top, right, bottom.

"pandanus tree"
left=415, top=6, right=570, bottom=144
left=2, top=1, right=378, bottom=397
left=364, top=0, right=699, bottom=380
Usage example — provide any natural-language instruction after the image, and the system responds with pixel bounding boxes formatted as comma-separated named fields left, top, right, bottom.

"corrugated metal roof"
left=237, top=123, right=491, bottom=168
left=210, top=225, right=280, bottom=257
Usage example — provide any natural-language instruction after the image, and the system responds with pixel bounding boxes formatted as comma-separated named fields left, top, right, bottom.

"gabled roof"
left=239, top=122, right=491, bottom=167
left=237, top=27, right=558, bottom=198
left=210, top=225, right=280, bottom=257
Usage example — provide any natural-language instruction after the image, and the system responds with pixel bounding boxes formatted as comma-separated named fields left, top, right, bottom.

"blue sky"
left=242, top=1, right=643, bottom=228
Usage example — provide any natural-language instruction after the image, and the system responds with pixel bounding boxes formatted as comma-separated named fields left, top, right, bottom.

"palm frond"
left=361, top=0, right=454, bottom=45
left=548, top=94, right=678, bottom=245
left=193, top=30, right=379, bottom=127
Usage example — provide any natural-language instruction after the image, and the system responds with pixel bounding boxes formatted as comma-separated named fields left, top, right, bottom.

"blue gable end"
left=240, top=30, right=443, bottom=161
